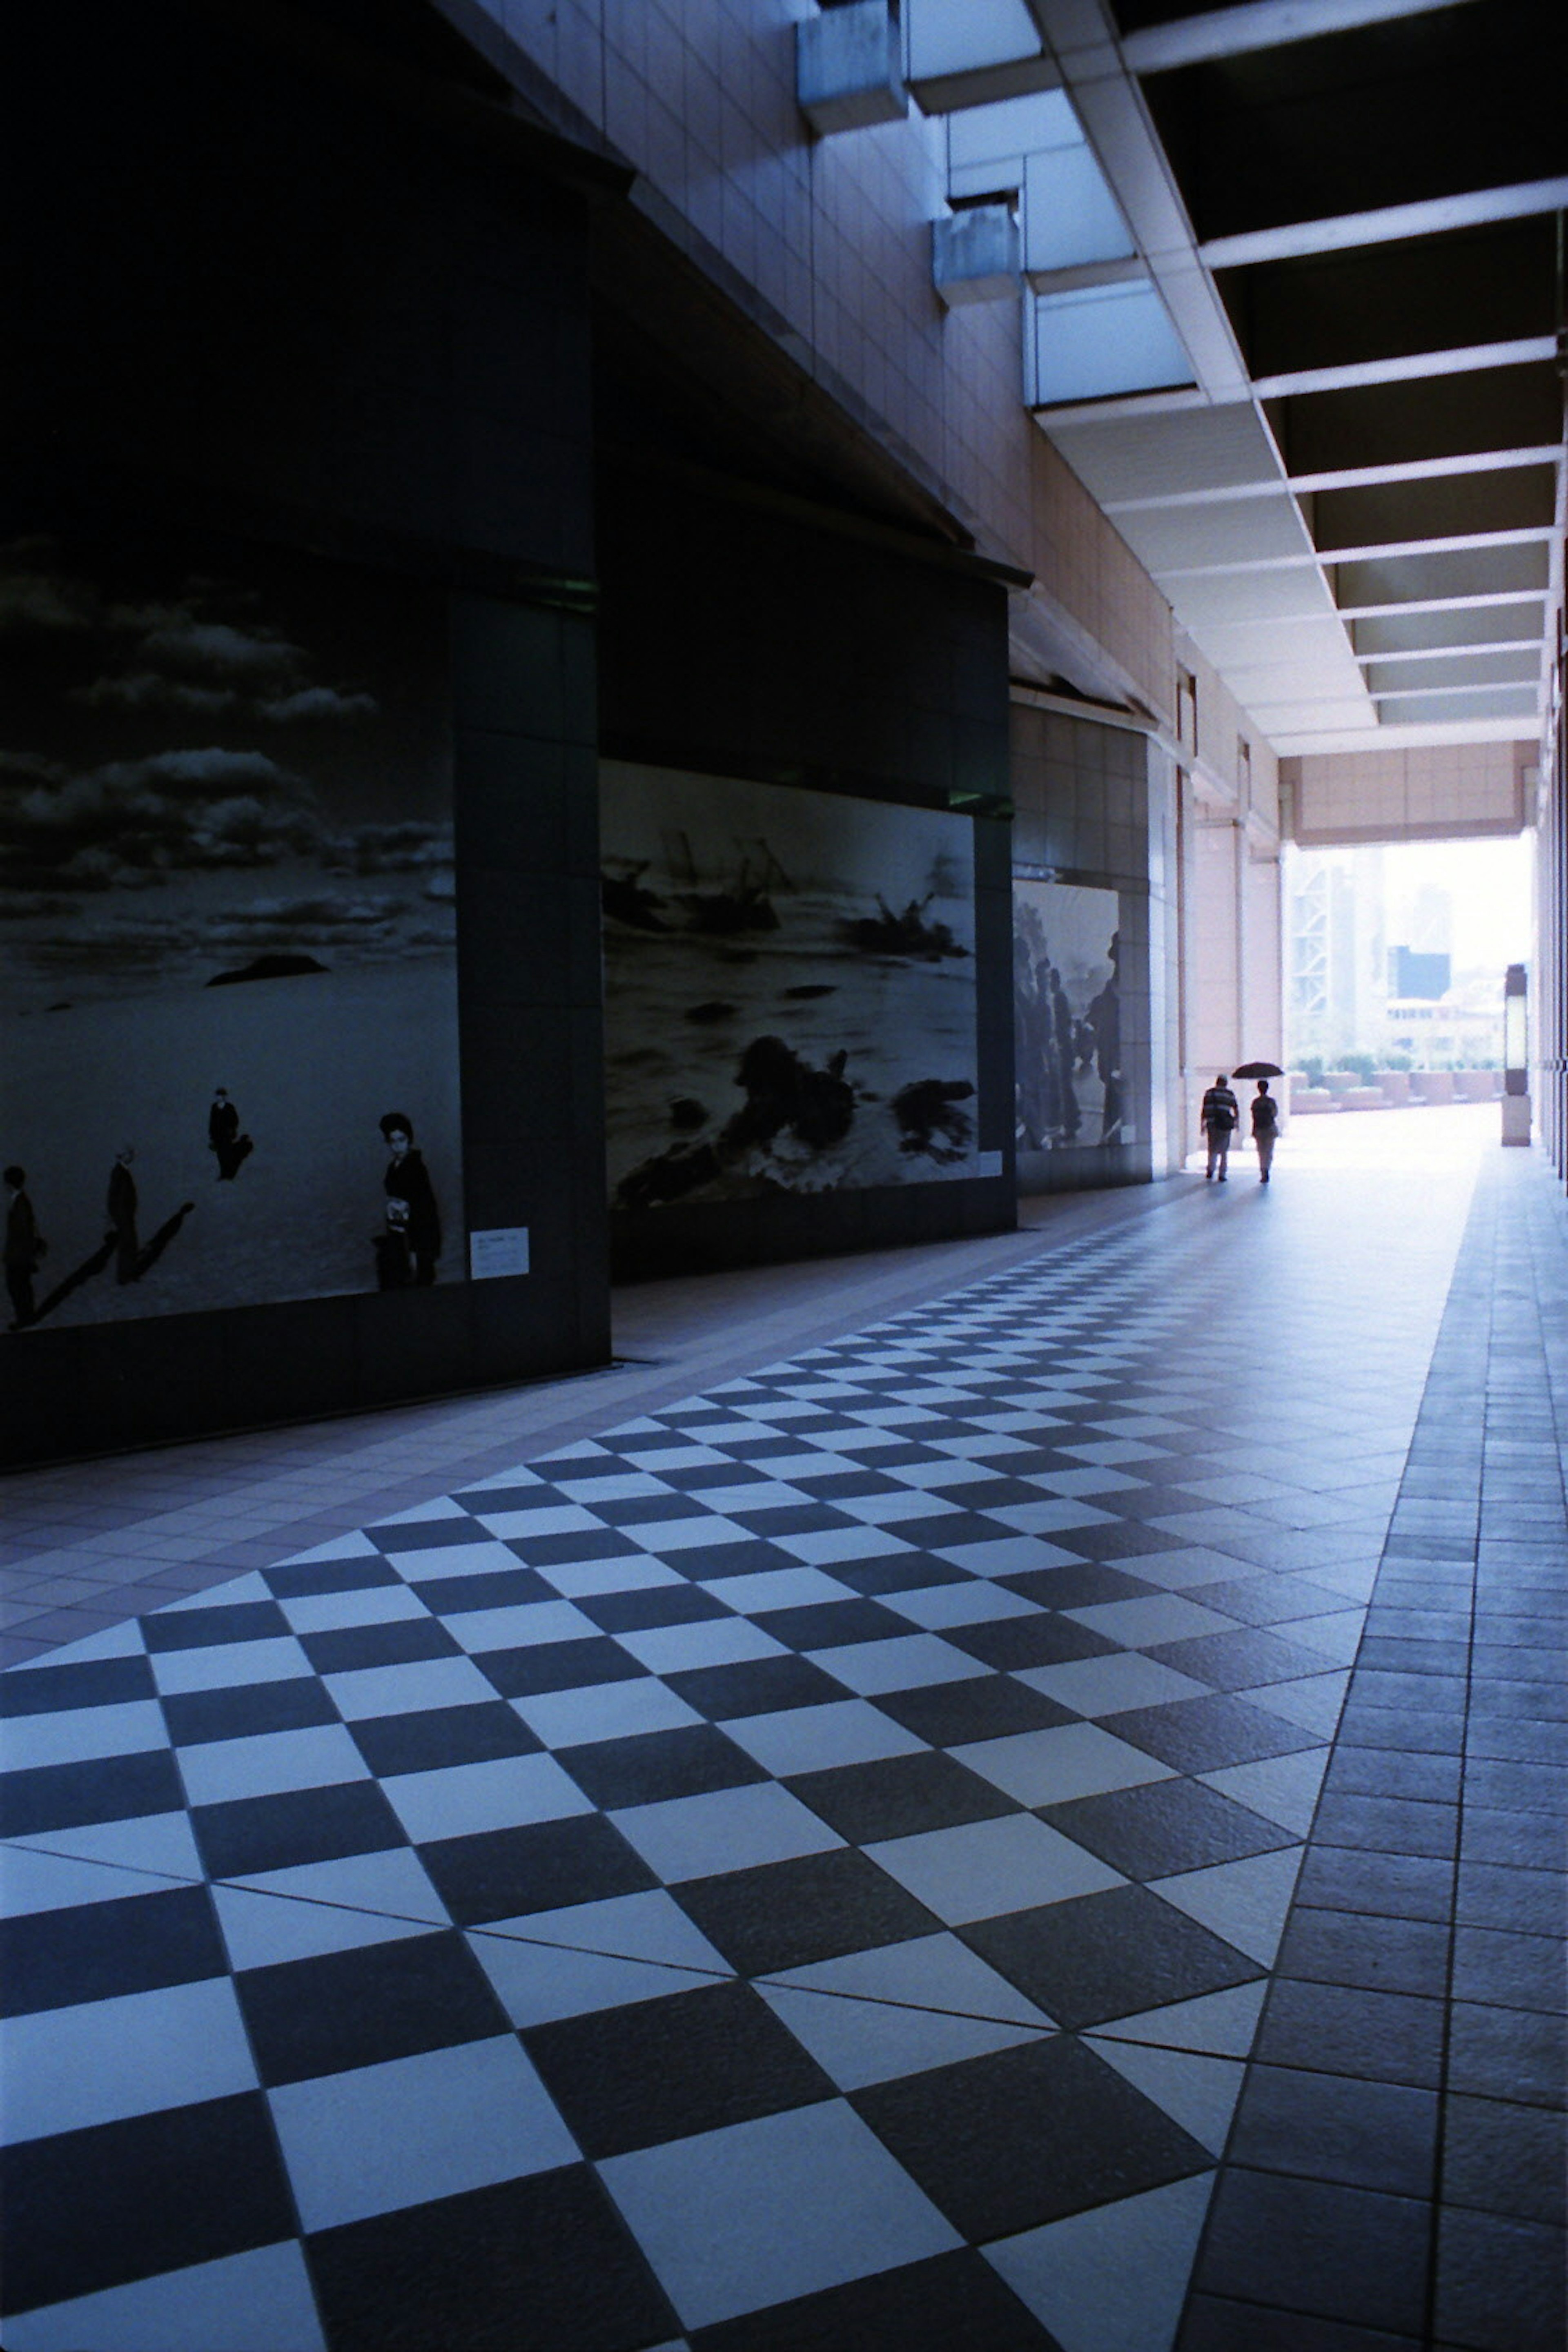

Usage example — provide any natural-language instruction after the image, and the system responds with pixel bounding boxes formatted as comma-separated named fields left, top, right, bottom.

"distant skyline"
left=1289, top=832, right=1534, bottom=977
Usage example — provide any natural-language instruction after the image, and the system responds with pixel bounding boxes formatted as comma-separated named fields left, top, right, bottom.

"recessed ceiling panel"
left=1352, top=600, right=1547, bottom=655
left=1030, top=281, right=1194, bottom=405
left=1374, top=686, right=1540, bottom=726
left=1365, top=649, right=1542, bottom=694
left=1336, top=543, right=1552, bottom=608
left=1117, top=488, right=1314, bottom=574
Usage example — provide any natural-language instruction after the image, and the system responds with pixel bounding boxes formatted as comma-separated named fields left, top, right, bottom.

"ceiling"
left=906, top=0, right=1566, bottom=756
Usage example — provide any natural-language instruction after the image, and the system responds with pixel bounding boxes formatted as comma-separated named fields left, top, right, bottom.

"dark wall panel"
left=2, top=2, right=606, bottom=1462
left=595, top=471, right=1016, bottom=1279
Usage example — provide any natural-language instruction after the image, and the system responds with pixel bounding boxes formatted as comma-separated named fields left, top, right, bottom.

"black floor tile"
left=506, top=1528, right=646, bottom=1568
left=1461, top=1806, right=1565, bottom=1871
left=961, top=1883, right=1262, bottom=2029
left=1179, top=2291, right=1423, bottom=2350
left=1454, top=1861, right=1566, bottom=1936
left=557, top=1722, right=768, bottom=1809
left=1433, top=2205, right=1567, bottom=2352
left=998, top=1563, right=1156, bottom=1610
left=1148, top=1628, right=1341, bottom=1693
left=872, top=1674, right=1076, bottom=1746
left=689, top=2245, right=1060, bottom=2352
left=305, top=2165, right=681, bottom=2352
left=191, top=1780, right=409, bottom=1879
left=1044, top=1521, right=1182, bottom=1563
left=664, top=1653, right=849, bottom=1720
left=1445, top=2002, right=1567, bottom=2108
left=829, top=1552, right=975, bottom=1596
left=0, top=1646, right=153, bottom=1722
left=476, top=1637, right=651, bottom=1700
left=524, top=1978, right=833, bottom=2157
left=263, top=1553, right=405, bottom=1599
left=1294, top=1845, right=1454, bottom=1928
left=674, top=1846, right=940, bottom=1975
left=680, top=1539, right=820, bottom=1583
left=298, top=1617, right=461, bottom=1675
left=945, top=1613, right=1118, bottom=1670
left=362, top=1517, right=496, bottom=1553
left=236, top=1928, right=509, bottom=2085
left=348, top=1699, right=543, bottom=1779
left=416, top=1812, right=657, bottom=1926
left=0, top=1883, right=227, bottom=2017
left=140, top=1600, right=294, bottom=1653
left=1304, top=1792, right=1459, bottom=1862
left=1038, top=1777, right=1294, bottom=1880
left=1450, top=1924, right=1566, bottom=2012
left=754, top=1597, right=913, bottom=1650
left=0, top=2093, right=296, bottom=2319
left=784, top=1750, right=1019, bottom=1844
left=1104, top=1693, right=1321, bottom=1773
left=1440, top=2094, right=1568, bottom=2224
left=0, top=1748, right=185, bottom=1840
left=1226, top=2062, right=1438, bottom=2196
left=576, top=1584, right=733, bottom=1634
left=1274, top=1907, right=1451, bottom=1998
left=590, top=1492, right=713, bottom=1527
left=1193, top=2166, right=1430, bottom=2336
left=407, top=1563, right=560, bottom=1615
left=1253, top=1980, right=1446, bottom=2089
left=161, top=1675, right=341, bottom=1748
left=1325, top=1746, right=1463, bottom=1805
left=852, top=2035, right=1209, bottom=2240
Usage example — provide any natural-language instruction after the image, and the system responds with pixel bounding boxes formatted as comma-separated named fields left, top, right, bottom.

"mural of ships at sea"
left=601, top=762, right=982, bottom=1209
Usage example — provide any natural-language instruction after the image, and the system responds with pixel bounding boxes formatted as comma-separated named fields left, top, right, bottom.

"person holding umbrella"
left=1233, top=1060, right=1285, bottom=1184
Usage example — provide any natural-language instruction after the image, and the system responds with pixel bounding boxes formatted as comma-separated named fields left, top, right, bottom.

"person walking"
left=1250, top=1078, right=1280, bottom=1183
left=1200, top=1074, right=1240, bottom=1181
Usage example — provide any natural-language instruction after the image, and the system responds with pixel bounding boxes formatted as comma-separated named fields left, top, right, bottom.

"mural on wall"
left=0, top=529, right=461, bottom=1332
left=1013, top=880, right=1125, bottom=1151
left=602, top=761, right=981, bottom=1207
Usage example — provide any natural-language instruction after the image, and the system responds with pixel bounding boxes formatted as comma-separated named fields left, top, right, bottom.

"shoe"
left=1205, top=1169, right=1213, bottom=1180
left=1218, top=1173, right=1227, bottom=1182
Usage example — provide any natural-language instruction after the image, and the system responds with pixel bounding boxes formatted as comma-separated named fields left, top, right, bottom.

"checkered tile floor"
left=0, top=1205, right=1461, bottom=2350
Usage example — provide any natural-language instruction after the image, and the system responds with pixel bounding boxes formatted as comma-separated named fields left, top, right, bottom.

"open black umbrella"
left=1232, top=1060, right=1284, bottom=1078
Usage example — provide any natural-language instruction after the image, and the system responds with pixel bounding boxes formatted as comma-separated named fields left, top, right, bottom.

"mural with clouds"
left=0, top=528, right=461, bottom=1329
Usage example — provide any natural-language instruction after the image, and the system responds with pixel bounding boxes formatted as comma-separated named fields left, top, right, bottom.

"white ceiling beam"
left=1286, top=448, right=1564, bottom=497
left=1118, top=0, right=1480, bottom=76
left=1251, top=339, right=1558, bottom=401
left=1351, top=638, right=1543, bottom=665
left=1336, top=587, right=1552, bottom=618
left=1153, top=525, right=1555, bottom=578
left=1199, top=178, right=1568, bottom=271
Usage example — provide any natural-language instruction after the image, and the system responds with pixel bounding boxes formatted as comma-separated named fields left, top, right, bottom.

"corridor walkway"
left=2, top=1111, right=1563, bottom=2350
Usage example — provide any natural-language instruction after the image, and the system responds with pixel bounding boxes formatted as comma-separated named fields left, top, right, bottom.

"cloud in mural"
left=259, top=685, right=379, bottom=723
left=328, top=820, right=453, bottom=875
left=2, top=747, right=322, bottom=890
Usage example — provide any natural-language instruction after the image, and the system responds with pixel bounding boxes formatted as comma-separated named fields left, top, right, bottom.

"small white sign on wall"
left=469, top=1227, right=530, bottom=1281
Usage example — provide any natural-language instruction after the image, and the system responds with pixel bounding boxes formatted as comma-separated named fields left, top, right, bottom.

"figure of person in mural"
left=207, top=1087, right=254, bottom=1181
left=376, top=1113, right=441, bottom=1288
left=1050, top=965, right=1080, bottom=1140
left=4, top=1167, right=45, bottom=1330
left=107, top=1146, right=140, bottom=1282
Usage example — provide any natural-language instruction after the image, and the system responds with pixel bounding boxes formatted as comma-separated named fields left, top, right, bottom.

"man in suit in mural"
left=377, top=1113, right=441, bottom=1287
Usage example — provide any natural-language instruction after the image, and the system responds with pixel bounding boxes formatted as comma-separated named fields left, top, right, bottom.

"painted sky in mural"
left=1013, top=879, right=1124, bottom=1152
left=0, top=529, right=460, bottom=1329
left=603, top=762, right=980, bottom=1207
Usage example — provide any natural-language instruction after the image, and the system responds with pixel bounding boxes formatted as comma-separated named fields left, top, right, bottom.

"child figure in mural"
left=207, top=1088, right=254, bottom=1181
left=376, top=1113, right=441, bottom=1287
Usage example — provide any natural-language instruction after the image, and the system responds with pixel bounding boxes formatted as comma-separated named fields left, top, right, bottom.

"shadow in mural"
left=603, top=762, right=981, bottom=1209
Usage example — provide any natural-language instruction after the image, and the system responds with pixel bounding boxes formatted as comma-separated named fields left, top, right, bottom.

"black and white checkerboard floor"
left=0, top=1201, right=1461, bottom=2351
